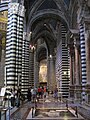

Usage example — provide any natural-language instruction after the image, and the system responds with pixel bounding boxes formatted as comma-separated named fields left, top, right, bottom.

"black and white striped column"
left=21, top=32, right=30, bottom=94
left=29, top=49, right=34, bottom=87
left=34, top=57, right=39, bottom=88
left=56, top=24, right=70, bottom=98
left=61, top=24, right=70, bottom=98
left=79, top=23, right=87, bottom=101
left=5, top=3, right=25, bottom=89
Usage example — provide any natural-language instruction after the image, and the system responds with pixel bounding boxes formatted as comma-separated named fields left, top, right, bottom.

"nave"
left=0, top=0, right=90, bottom=119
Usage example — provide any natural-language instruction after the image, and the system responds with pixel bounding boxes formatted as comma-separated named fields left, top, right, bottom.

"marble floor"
left=1, top=95, right=86, bottom=120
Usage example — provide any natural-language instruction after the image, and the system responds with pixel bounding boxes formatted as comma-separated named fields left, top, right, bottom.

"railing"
left=0, top=96, right=9, bottom=120
left=65, top=99, right=79, bottom=118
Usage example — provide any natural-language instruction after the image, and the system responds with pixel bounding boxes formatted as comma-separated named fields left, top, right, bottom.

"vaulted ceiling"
left=24, top=0, right=76, bottom=62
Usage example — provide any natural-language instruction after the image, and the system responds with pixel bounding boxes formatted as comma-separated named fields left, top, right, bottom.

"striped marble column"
left=56, top=23, right=70, bottom=98
left=61, top=24, right=70, bottom=98
left=79, top=23, right=87, bottom=101
left=21, top=32, right=30, bottom=94
left=47, top=55, right=56, bottom=92
left=5, top=3, right=25, bottom=89
left=84, top=27, right=90, bottom=103
left=29, top=48, right=34, bottom=88
left=85, top=31, right=90, bottom=84
left=34, top=49, right=39, bottom=88
left=69, top=46, right=74, bottom=98
left=34, top=61, right=39, bottom=88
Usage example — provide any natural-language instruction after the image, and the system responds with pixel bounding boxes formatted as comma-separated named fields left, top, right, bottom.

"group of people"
left=9, top=85, right=58, bottom=108
left=27, top=86, right=48, bottom=102
left=8, top=87, right=25, bottom=108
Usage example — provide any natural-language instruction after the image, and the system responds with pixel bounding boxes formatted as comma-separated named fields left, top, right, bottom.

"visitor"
left=16, top=87, right=21, bottom=107
left=53, top=85, right=58, bottom=100
left=38, top=86, right=42, bottom=99
left=10, top=88, right=15, bottom=108
left=43, top=86, right=47, bottom=98
left=27, top=88, right=32, bottom=102
left=31, top=88, right=36, bottom=102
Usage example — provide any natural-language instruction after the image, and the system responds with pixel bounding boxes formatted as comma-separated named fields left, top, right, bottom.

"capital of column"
left=65, top=30, right=73, bottom=46
left=18, top=4, right=25, bottom=16
left=23, top=32, right=27, bottom=40
left=66, top=29, right=79, bottom=48
left=29, top=47, right=35, bottom=53
left=48, top=55, right=56, bottom=61
left=69, top=29, right=80, bottom=49
left=26, top=32, right=32, bottom=41
left=74, top=37, right=80, bottom=49
left=8, top=3, right=25, bottom=17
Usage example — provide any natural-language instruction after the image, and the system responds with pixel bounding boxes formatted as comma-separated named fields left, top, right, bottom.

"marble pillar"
left=69, top=46, right=75, bottom=98
left=34, top=59, right=39, bottom=88
left=47, top=57, right=50, bottom=91
left=47, top=55, right=56, bottom=92
left=29, top=49, right=34, bottom=87
left=79, top=23, right=87, bottom=102
left=74, top=38, right=81, bottom=102
left=21, top=32, right=30, bottom=94
left=5, top=3, right=25, bottom=89
left=85, top=28, right=90, bottom=103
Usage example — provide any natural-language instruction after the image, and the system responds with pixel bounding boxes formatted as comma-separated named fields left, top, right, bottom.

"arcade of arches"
left=0, top=0, right=90, bottom=108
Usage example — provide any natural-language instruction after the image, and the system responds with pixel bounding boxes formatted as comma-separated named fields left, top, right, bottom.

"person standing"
left=43, top=86, right=47, bottom=98
left=31, top=88, right=36, bottom=102
left=27, top=88, right=32, bottom=102
left=53, top=85, right=58, bottom=100
left=38, top=86, right=42, bottom=99
left=16, top=88, right=21, bottom=107
left=10, top=88, right=15, bottom=108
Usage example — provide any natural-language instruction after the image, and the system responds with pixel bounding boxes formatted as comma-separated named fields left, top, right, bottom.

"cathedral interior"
left=0, top=0, right=90, bottom=119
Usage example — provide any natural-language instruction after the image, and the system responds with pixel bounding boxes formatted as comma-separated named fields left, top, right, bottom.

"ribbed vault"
left=24, top=0, right=71, bottom=62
